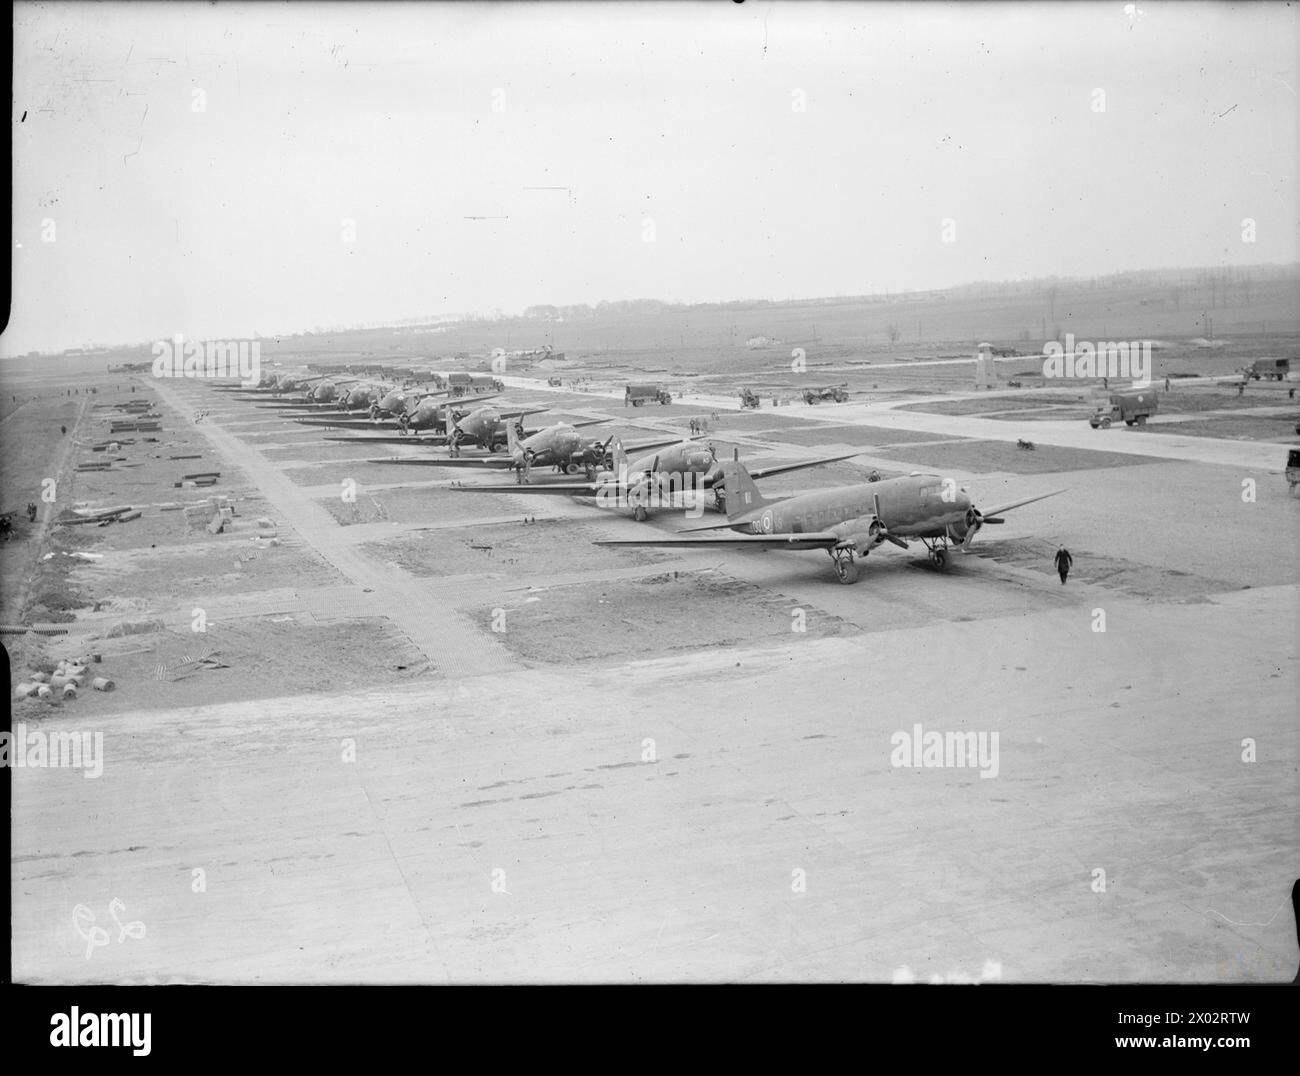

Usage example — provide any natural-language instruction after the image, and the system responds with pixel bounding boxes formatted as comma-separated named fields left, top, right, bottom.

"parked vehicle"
left=1287, top=448, right=1300, bottom=491
left=1090, top=389, right=1158, bottom=428
left=801, top=385, right=849, bottom=404
left=624, top=382, right=673, bottom=406
left=1247, top=358, right=1290, bottom=381
left=738, top=387, right=760, bottom=409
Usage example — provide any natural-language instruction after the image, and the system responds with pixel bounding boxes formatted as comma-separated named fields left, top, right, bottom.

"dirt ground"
left=1137, top=415, right=1300, bottom=441
left=362, top=519, right=670, bottom=579
left=758, top=424, right=967, bottom=447
left=488, top=570, right=852, bottom=664
left=9, top=616, right=431, bottom=719
left=316, top=486, right=528, bottom=525
left=870, top=439, right=1159, bottom=475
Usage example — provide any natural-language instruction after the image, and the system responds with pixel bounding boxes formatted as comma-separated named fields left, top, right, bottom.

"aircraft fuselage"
left=733, top=473, right=973, bottom=542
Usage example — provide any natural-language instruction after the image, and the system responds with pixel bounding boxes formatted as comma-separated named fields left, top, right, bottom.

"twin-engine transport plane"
left=370, top=423, right=679, bottom=482
left=294, top=393, right=506, bottom=432
left=596, top=461, right=1064, bottom=583
left=452, top=442, right=863, bottom=520
left=318, top=404, right=588, bottom=453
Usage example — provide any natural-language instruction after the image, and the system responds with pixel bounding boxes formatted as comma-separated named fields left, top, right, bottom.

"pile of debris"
left=154, top=647, right=229, bottom=682
left=14, top=653, right=115, bottom=702
left=175, top=470, right=221, bottom=489
left=182, top=494, right=237, bottom=534
left=106, top=399, right=162, bottom=434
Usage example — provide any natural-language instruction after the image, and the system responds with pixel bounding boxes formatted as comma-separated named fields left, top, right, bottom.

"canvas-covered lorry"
left=1246, top=358, right=1290, bottom=381
left=624, top=382, right=673, bottom=406
left=801, top=385, right=849, bottom=404
left=1090, top=389, right=1158, bottom=428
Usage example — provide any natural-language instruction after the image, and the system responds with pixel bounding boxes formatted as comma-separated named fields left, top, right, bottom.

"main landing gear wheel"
left=565, top=462, right=581, bottom=476
left=929, top=548, right=948, bottom=569
left=633, top=505, right=649, bottom=522
left=830, top=549, right=859, bottom=584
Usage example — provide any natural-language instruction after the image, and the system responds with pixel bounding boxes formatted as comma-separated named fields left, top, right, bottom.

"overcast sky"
left=7, top=1, right=1297, bottom=354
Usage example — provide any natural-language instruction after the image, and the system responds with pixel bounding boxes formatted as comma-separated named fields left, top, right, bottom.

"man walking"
left=1054, top=546, right=1073, bottom=584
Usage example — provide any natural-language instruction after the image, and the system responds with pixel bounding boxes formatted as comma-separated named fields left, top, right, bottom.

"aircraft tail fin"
left=719, top=460, right=771, bottom=520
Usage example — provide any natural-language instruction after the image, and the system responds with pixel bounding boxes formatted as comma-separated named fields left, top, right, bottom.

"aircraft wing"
left=518, top=418, right=608, bottom=436
left=452, top=482, right=601, bottom=496
left=366, top=456, right=514, bottom=468
left=323, top=434, right=449, bottom=445
left=742, top=452, right=864, bottom=482
left=621, top=436, right=686, bottom=454
left=596, top=532, right=840, bottom=550
left=295, top=417, right=394, bottom=428
left=428, top=391, right=504, bottom=406
left=980, top=489, right=1067, bottom=518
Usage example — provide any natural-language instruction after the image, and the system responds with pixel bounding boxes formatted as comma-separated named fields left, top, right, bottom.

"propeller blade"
left=869, top=493, right=906, bottom=547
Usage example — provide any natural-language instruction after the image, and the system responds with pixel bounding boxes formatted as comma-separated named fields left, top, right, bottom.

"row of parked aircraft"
left=218, top=370, right=1062, bottom=584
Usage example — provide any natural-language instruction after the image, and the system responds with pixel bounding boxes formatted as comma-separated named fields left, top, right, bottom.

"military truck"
left=625, top=382, right=673, bottom=407
left=1089, top=389, right=1158, bottom=428
left=1246, top=358, right=1290, bottom=381
left=801, top=385, right=849, bottom=404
